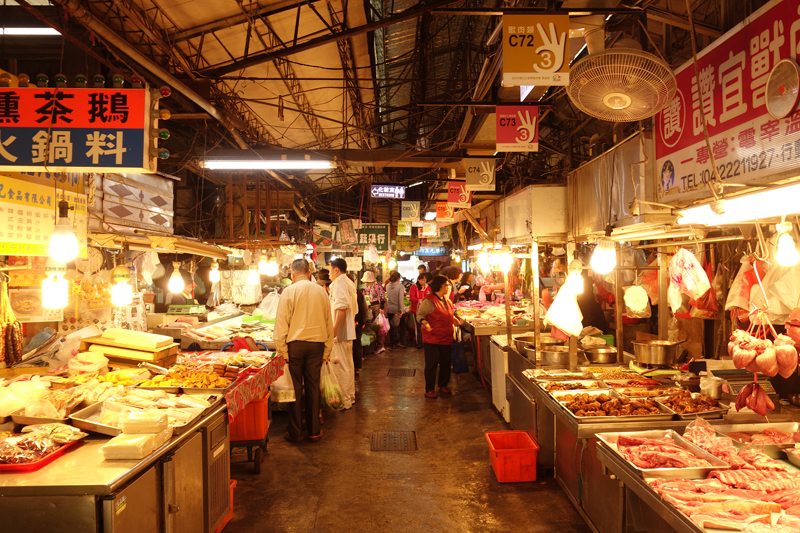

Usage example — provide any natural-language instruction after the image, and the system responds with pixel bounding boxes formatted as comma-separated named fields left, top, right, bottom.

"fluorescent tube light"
left=610, top=227, right=699, bottom=242
left=1, top=28, right=60, bottom=35
left=203, top=160, right=335, bottom=170
left=424, top=212, right=437, bottom=220
left=676, top=183, right=800, bottom=225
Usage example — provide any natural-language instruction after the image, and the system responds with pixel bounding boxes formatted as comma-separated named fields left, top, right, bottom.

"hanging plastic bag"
left=320, top=362, right=345, bottom=411
left=670, top=248, right=711, bottom=299
left=668, top=281, right=683, bottom=315
left=270, top=361, right=295, bottom=403
left=364, top=244, right=379, bottom=264
left=725, top=258, right=767, bottom=311
left=257, top=292, right=280, bottom=319
left=374, top=313, right=390, bottom=336
left=637, top=257, right=660, bottom=306
left=623, top=285, right=651, bottom=319
left=544, top=287, right=584, bottom=337
left=391, top=312, right=402, bottom=328
left=360, top=333, right=371, bottom=346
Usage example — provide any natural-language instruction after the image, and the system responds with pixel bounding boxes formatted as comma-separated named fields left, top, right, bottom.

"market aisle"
left=227, top=348, right=590, bottom=533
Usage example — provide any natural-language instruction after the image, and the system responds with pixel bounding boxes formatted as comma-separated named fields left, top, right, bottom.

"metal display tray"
left=656, top=393, right=730, bottom=420
left=137, top=385, right=182, bottom=394
left=10, top=409, right=68, bottom=425
left=531, top=371, right=594, bottom=381
left=551, top=390, right=675, bottom=424
left=182, top=387, right=229, bottom=394
left=539, top=380, right=605, bottom=392
left=70, top=401, right=203, bottom=437
left=597, top=430, right=731, bottom=479
left=787, top=449, right=800, bottom=469
left=713, top=422, right=800, bottom=459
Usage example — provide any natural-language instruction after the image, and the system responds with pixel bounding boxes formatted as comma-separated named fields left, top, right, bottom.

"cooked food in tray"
left=620, top=388, right=681, bottom=398
left=660, top=390, right=721, bottom=414
left=561, top=392, right=663, bottom=417
left=544, top=381, right=601, bottom=392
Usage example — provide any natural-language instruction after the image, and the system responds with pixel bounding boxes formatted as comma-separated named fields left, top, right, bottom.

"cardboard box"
left=146, top=313, right=172, bottom=329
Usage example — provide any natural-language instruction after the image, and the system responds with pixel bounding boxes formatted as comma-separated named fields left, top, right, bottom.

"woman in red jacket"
left=409, top=273, right=431, bottom=349
left=416, top=275, right=463, bottom=398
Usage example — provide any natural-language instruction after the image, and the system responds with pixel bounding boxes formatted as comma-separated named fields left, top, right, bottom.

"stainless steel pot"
left=632, top=340, right=687, bottom=366
left=540, top=346, right=587, bottom=367
left=584, top=347, right=618, bottom=365
left=513, top=335, right=536, bottom=354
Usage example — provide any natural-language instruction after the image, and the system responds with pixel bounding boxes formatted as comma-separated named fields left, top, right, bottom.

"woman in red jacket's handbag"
left=416, top=275, right=463, bottom=398
left=409, top=273, right=431, bottom=349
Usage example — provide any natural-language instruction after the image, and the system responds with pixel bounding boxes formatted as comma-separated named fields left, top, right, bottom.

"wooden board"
left=79, top=336, right=179, bottom=361
left=101, top=328, right=173, bottom=349
left=107, top=353, right=177, bottom=369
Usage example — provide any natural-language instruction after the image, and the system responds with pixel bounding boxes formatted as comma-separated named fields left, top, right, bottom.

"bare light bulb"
left=42, top=275, right=68, bottom=309
left=209, top=262, right=220, bottom=282
left=49, top=200, right=79, bottom=263
left=478, top=251, right=491, bottom=273
left=111, top=281, right=133, bottom=307
left=247, top=267, right=260, bottom=285
left=257, top=253, right=268, bottom=274
left=265, top=256, right=279, bottom=276
left=168, top=262, right=184, bottom=293
left=590, top=238, right=616, bottom=274
left=776, top=231, right=800, bottom=266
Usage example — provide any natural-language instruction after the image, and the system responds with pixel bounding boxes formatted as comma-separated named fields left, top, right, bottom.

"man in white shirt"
left=328, top=257, right=357, bottom=409
left=274, top=259, right=333, bottom=442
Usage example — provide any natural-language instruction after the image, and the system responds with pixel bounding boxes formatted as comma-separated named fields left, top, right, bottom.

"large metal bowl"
left=584, top=347, right=618, bottom=364
left=514, top=335, right=536, bottom=353
left=540, top=346, right=587, bottom=367
left=632, top=340, right=686, bottom=366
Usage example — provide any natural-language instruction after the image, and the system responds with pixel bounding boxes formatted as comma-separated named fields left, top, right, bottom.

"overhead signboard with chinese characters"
left=370, top=184, right=405, bottom=199
left=401, top=201, right=420, bottom=221
left=0, top=174, right=87, bottom=257
left=418, top=246, right=447, bottom=256
left=310, top=223, right=390, bottom=252
left=396, top=236, right=420, bottom=252
left=0, top=88, right=157, bottom=173
left=397, top=220, right=412, bottom=236
left=496, top=105, right=539, bottom=152
left=655, top=0, right=800, bottom=201
left=503, top=15, right=570, bottom=87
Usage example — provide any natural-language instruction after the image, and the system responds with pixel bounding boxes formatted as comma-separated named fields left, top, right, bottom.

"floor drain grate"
left=371, top=431, right=417, bottom=451
left=387, top=368, right=416, bottom=377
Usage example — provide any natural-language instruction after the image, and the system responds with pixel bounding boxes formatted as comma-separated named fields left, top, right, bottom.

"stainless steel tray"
left=540, top=380, right=604, bottom=392
left=10, top=409, right=69, bottom=426
left=787, top=449, right=800, bottom=469
left=553, top=390, right=675, bottom=424
left=713, top=423, right=800, bottom=459
left=70, top=401, right=204, bottom=437
left=182, top=387, right=229, bottom=394
left=531, top=371, right=593, bottom=381
left=138, top=385, right=182, bottom=394
left=597, top=430, right=731, bottom=479
left=656, top=393, right=730, bottom=420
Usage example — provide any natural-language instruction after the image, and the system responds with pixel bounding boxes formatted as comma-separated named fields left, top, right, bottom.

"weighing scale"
left=167, top=305, right=206, bottom=315
left=712, top=369, right=777, bottom=395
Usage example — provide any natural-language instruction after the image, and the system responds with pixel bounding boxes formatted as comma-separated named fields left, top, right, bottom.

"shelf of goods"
left=180, top=313, right=275, bottom=351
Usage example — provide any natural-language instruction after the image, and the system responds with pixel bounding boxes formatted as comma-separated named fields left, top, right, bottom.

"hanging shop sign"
left=345, top=256, right=363, bottom=272
left=496, top=105, right=539, bottom=152
left=418, top=246, right=447, bottom=256
left=655, top=0, right=800, bottom=201
left=339, top=219, right=359, bottom=244
left=397, top=220, right=412, bottom=236
left=0, top=88, right=159, bottom=173
left=9, top=287, right=63, bottom=323
left=424, top=226, right=452, bottom=245
left=447, top=182, right=472, bottom=208
left=436, top=202, right=455, bottom=222
left=311, top=223, right=390, bottom=252
left=502, top=15, right=570, bottom=87
left=0, top=174, right=87, bottom=257
left=313, top=224, right=337, bottom=251
left=396, top=235, right=420, bottom=252
left=421, top=221, right=438, bottom=237
left=354, top=223, right=389, bottom=251
left=370, top=184, right=405, bottom=199
left=401, top=201, right=420, bottom=221
left=464, top=158, right=496, bottom=191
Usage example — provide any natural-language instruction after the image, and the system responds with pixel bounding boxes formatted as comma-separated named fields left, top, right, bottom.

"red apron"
left=421, top=293, right=455, bottom=345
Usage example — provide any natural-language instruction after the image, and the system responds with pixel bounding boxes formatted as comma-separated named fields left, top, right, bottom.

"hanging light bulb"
left=42, top=259, right=68, bottom=309
left=388, top=256, right=397, bottom=269
left=258, top=252, right=268, bottom=274
left=168, top=262, right=184, bottom=293
left=477, top=251, right=491, bottom=273
left=590, top=237, right=616, bottom=274
left=776, top=223, right=800, bottom=266
left=110, top=265, right=133, bottom=307
left=247, top=265, right=260, bottom=285
left=265, top=254, right=279, bottom=276
left=49, top=200, right=79, bottom=263
left=564, top=271, right=585, bottom=296
left=209, top=261, right=220, bottom=282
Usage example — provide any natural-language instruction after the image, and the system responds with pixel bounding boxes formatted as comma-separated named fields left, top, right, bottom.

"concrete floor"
left=227, top=347, right=591, bottom=533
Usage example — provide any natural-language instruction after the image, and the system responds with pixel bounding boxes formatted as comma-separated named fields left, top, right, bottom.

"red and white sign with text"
left=655, top=0, right=800, bottom=201
left=496, top=104, right=539, bottom=152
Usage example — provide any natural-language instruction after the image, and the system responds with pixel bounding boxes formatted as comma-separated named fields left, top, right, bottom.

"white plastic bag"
left=270, top=361, right=295, bottom=403
left=668, top=281, right=683, bottom=315
left=68, top=352, right=109, bottom=376
left=257, top=292, right=280, bottom=319
left=669, top=248, right=711, bottom=300
left=544, top=286, right=584, bottom=337
left=624, top=285, right=652, bottom=319
left=725, top=258, right=754, bottom=311
left=364, top=244, right=379, bottom=264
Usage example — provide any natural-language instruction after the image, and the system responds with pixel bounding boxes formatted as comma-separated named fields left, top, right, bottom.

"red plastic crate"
left=214, top=479, right=237, bottom=533
left=485, top=431, right=539, bottom=483
left=229, top=392, right=271, bottom=442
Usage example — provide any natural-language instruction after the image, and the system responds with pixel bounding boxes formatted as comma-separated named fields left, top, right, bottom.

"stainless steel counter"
left=0, top=404, right=227, bottom=497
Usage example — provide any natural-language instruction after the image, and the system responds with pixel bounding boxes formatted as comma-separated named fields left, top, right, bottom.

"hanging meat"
left=735, top=381, right=774, bottom=417
left=0, top=280, right=23, bottom=367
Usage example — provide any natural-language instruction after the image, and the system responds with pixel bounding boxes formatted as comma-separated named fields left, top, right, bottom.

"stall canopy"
left=89, top=232, right=235, bottom=260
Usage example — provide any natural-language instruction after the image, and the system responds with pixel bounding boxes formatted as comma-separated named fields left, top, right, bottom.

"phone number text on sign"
left=655, top=0, right=800, bottom=200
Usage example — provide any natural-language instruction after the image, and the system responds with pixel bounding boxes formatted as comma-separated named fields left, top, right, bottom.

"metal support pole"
left=532, top=237, right=540, bottom=362
left=615, top=244, right=624, bottom=364
left=228, top=173, right=234, bottom=240
left=658, top=254, right=670, bottom=340
left=504, top=270, right=513, bottom=348
left=569, top=335, right=578, bottom=373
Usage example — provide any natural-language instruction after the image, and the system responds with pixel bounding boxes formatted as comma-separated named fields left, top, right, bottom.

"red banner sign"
left=496, top=104, right=539, bottom=152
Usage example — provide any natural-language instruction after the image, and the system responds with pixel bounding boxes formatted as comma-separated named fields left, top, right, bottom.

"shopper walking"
left=416, top=275, right=463, bottom=398
left=352, top=281, right=367, bottom=376
left=409, top=273, right=431, bottom=349
left=329, top=258, right=357, bottom=409
left=274, top=259, right=333, bottom=443
left=362, top=271, right=387, bottom=353
left=385, top=271, right=406, bottom=349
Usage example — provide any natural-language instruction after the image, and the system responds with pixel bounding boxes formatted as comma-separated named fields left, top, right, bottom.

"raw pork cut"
left=774, top=334, right=799, bottom=378
left=738, top=450, right=790, bottom=472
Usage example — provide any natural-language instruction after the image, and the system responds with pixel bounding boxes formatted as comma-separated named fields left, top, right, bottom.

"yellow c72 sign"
left=503, top=15, right=570, bottom=87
